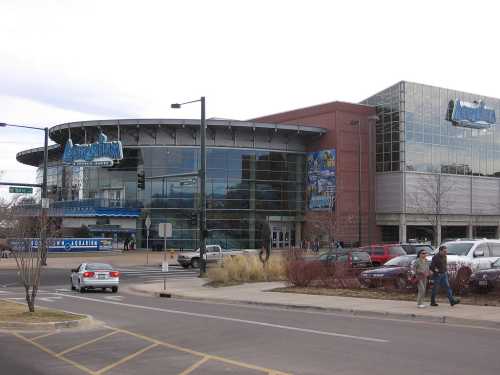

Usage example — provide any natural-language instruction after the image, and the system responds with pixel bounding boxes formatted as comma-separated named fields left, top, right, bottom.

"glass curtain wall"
left=364, top=81, right=500, bottom=176
left=141, top=147, right=305, bottom=250
left=363, top=82, right=404, bottom=172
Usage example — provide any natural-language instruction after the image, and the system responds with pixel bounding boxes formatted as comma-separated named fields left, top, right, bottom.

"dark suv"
left=359, top=244, right=407, bottom=266
left=319, top=250, right=372, bottom=269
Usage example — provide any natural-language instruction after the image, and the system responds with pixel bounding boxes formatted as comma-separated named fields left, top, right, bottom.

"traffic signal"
left=137, top=172, right=145, bottom=190
left=190, top=212, right=198, bottom=226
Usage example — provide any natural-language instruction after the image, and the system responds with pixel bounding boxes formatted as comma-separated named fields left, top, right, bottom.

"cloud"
left=0, top=58, right=143, bottom=118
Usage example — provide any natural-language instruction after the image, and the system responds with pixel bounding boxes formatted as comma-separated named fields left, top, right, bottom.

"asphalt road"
left=0, top=265, right=197, bottom=288
left=1, top=283, right=500, bottom=375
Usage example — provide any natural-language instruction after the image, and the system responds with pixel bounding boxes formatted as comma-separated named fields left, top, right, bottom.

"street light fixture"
left=0, top=122, right=50, bottom=265
left=171, top=97, right=207, bottom=276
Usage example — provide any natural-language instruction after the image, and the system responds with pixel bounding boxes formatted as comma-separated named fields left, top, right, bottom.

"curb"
left=127, top=285, right=500, bottom=330
left=0, top=314, right=97, bottom=331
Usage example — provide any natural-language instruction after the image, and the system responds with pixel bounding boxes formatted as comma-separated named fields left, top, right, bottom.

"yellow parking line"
left=58, top=330, right=118, bottom=356
left=113, top=327, right=292, bottom=375
left=177, top=356, right=211, bottom=375
left=12, top=332, right=96, bottom=375
left=31, top=331, right=59, bottom=341
left=95, top=343, right=158, bottom=374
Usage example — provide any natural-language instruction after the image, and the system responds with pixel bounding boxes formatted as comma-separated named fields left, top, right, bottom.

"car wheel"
left=70, top=278, right=76, bottom=291
left=191, top=258, right=200, bottom=268
left=79, top=286, right=86, bottom=293
left=112, top=286, right=118, bottom=293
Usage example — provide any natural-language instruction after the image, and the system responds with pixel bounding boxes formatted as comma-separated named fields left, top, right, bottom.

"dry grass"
left=0, top=299, right=85, bottom=323
left=207, top=254, right=286, bottom=285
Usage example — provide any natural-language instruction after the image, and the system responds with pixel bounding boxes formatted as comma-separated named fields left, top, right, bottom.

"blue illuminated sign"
left=63, top=133, right=123, bottom=167
left=447, top=99, right=496, bottom=129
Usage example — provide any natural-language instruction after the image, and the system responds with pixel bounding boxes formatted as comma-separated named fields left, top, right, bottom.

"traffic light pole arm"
left=145, top=172, right=199, bottom=180
left=0, top=182, right=42, bottom=187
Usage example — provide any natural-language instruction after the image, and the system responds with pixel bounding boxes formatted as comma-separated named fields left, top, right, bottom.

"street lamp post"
left=0, top=123, right=49, bottom=265
left=350, top=120, right=362, bottom=247
left=170, top=98, right=207, bottom=276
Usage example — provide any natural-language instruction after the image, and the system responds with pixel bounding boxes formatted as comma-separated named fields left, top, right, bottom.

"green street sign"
left=9, top=186, right=33, bottom=194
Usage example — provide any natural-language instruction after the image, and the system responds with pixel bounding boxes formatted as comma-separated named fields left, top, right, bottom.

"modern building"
left=16, top=81, right=500, bottom=248
left=363, top=81, right=500, bottom=244
left=17, top=119, right=326, bottom=250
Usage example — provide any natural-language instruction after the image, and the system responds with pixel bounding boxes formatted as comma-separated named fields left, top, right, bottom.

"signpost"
left=145, top=215, right=151, bottom=265
left=158, top=222, right=172, bottom=290
left=9, top=186, right=33, bottom=194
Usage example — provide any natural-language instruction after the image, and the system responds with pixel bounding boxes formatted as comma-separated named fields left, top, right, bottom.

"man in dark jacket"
left=430, top=245, right=460, bottom=306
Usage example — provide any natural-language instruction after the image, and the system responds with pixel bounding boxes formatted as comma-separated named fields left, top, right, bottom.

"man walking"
left=430, top=245, right=460, bottom=307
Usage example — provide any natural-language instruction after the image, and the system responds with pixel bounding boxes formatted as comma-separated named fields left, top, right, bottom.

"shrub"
left=286, top=260, right=324, bottom=287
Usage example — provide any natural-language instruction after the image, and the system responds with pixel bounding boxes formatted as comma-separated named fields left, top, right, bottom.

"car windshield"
left=86, top=263, right=113, bottom=271
left=351, top=252, right=370, bottom=261
left=384, top=256, right=415, bottom=267
left=443, top=242, right=474, bottom=255
left=493, top=259, right=500, bottom=268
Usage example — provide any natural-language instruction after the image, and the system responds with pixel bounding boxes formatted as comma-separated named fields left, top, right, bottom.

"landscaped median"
left=0, top=298, right=92, bottom=330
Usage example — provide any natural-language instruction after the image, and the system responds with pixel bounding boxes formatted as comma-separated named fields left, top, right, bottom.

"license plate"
left=98, top=274, right=106, bottom=280
left=372, top=274, right=384, bottom=278
left=479, top=280, right=488, bottom=286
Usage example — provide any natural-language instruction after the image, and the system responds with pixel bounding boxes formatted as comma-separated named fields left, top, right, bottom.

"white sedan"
left=70, top=263, right=119, bottom=293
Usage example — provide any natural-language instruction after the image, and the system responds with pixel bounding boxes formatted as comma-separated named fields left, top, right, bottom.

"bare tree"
left=1, top=198, right=44, bottom=312
left=408, top=174, right=454, bottom=246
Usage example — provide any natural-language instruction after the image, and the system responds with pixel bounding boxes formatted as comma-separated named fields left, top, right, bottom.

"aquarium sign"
left=447, top=99, right=496, bottom=129
left=63, top=133, right=123, bottom=167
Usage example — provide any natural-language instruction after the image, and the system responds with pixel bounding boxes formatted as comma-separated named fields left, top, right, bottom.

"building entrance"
left=270, top=222, right=295, bottom=248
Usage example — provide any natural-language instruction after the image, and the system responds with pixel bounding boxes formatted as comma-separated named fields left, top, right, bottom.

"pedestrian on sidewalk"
left=414, top=249, right=430, bottom=308
left=430, top=245, right=460, bottom=307
left=124, top=237, right=130, bottom=251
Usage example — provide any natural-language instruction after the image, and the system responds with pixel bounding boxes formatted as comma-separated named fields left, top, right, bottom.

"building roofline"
left=250, top=101, right=375, bottom=123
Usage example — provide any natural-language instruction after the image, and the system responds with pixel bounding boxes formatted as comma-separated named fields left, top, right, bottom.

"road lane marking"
left=103, top=296, right=124, bottom=301
left=32, top=331, right=59, bottom=341
left=57, top=330, right=119, bottom=355
left=178, top=356, right=211, bottom=375
left=95, top=343, right=159, bottom=375
left=12, top=332, right=95, bottom=375
left=110, top=326, right=292, bottom=375
left=59, top=293, right=388, bottom=343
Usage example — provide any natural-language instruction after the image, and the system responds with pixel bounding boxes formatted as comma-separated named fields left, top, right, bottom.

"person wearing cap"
left=429, top=245, right=460, bottom=306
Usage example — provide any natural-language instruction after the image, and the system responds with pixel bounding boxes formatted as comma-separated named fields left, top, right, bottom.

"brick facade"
left=253, top=102, right=381, bottom=246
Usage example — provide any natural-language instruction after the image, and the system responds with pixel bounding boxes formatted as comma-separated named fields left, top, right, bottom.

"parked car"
left=359, top=255, right=420, bottom=289
left=358, top=244, right=407, bottom=266
left=400, top=243, right=435, bottom=255
left=469, top=258, right=500, bottom=292
left=70, top=263, right=119, bottom=293
left=440, top=239, right=500, bottom=273
left=318, top=250, right=372, bottom=269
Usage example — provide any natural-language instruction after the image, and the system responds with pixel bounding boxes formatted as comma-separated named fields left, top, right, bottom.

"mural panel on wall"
left=306, top=149, right=336, bottom=210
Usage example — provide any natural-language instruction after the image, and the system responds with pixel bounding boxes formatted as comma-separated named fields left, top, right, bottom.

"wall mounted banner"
left=9, top=238, right=113, bottom=252
left=447, top=99, right=496, bottom=129
left=306, top=149, right=336, bottom=210
left=63, top=133, right=123, bottom=167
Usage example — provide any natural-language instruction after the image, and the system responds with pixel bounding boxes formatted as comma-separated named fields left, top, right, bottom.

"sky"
left=1, top=0, right=500, bottom=197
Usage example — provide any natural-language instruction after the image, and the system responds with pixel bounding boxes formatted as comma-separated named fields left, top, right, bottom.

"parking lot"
left=7, top=324, right=290, bottom=375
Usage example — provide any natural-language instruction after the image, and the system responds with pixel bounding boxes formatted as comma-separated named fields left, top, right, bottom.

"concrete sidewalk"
left=128, top=279, right=500, bottom=328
